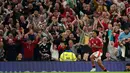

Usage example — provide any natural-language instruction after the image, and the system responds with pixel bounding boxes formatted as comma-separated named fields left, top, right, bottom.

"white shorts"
left=92, top=51, right=103, bottom=62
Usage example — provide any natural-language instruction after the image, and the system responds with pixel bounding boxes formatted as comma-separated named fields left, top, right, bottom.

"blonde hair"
left=96, top=5, right=103, bottom=12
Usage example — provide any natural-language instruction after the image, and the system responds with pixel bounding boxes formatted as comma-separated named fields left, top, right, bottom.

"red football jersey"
left=89, top=37, right=103, bottom=53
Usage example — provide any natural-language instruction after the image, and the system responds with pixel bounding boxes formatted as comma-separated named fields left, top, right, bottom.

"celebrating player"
left=89, top=30, right=108, bottom=72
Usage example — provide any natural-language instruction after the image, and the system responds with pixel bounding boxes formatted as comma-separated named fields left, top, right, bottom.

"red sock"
left=92, top=64, right=95, bottom=68
left=103, top=68, right=107, bottom=71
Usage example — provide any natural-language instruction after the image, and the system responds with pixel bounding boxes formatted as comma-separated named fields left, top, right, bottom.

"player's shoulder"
left=97, top=37, right=103, bottom=42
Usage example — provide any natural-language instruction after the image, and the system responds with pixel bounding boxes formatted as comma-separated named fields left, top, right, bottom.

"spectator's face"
left=17, top=53, right=22, bottom=59
left=88, top=26, right=93, bottom=32
left=40, top=15, right=44, bottom=22
left=83, top=26, right=87, bottom=32
left=7, top=5, right=12, bottom=10
left=40, top=6, right=46, bottom=13
left=40, top=6, right=43, bottom=11
left=17, top=3, right=22, bottom=9
left=8, top=33, right=13, bottom=38
left=52, top=16, right=57, bottom=23
left=113, top=22, right=118, bottom=26
left=9, top=18, right=13, bottom=24
left=92, top=31, right=97, bottom=38
left=83, top=3, right=87, bottom=10
left=53, top=10, right=59, bottom=17
left=34, top=11, right=39, bottom=17
left=8, top=39, right=14, bottom=44
left=66, top=12, right=70, bottom=16
left=97, top=27, right=102, bottom=31
left=68, top=40, right=74, bottom=48
left=42, top=37, right=47, bottom=43
left=86, top=4, right=90, bottom=10
left=62, top=33, right=68, bottom=38
left=106, top=52, right=110, bottom=58
left=61, top=18, right=66, bottom=22
left=28, top=4, right=33, bottom=9
left=83, top=4, right=90, bottom=10
left=110, top=5, right=117, bottom=12
left=69, top=34, right=74, bottom=39
left=55, top=3, right=60, bottom=9
left=115, top=25, right=120, bottom=32
left=67, top=17, right=72, bottom=22
left=20, top=16, right=25, bottom=22
left=124, top=29, right=129, bottom=34
left=16, top=23, right=20, bottom=28
left=66, top=30, right=71, bottom=35
left=102, top=12, right=107, bottom=17
left=53, top=44, right=57, bottom=50
left=66, top=4, right=70, bottom=9
left=14, top=6, right=19, bottom=12
left=108, top=24, right=112, bottom=29
left=43, top=9, right=47, bottom=14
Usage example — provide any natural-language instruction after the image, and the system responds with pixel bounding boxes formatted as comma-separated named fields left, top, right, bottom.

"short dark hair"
left=93, top=30, right=99, bottom=36
left=123, top=27, right=129, bottom=31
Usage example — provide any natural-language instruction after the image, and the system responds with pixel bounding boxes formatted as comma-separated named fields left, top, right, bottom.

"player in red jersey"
left=89, top=30, right=108, bottom=72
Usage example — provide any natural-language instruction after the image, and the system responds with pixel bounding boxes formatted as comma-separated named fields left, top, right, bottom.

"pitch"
left=21, top=72, right=130, bottom=73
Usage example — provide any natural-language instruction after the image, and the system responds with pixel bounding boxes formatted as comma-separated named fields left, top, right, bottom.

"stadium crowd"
left=0, top=0, right=130, bottom=61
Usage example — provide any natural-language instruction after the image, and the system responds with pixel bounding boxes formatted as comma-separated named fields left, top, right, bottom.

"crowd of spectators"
left=0, top=0, right=130, bottom=61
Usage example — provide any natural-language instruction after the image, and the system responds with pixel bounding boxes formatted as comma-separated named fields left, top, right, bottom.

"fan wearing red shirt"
left=89, top=30, right=108, bottom=72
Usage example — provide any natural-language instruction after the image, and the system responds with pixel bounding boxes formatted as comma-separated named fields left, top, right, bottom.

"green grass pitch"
left=3, top=71, right=130, bottom=73
left=21, top=72, right=130, bottom=73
